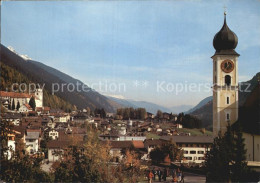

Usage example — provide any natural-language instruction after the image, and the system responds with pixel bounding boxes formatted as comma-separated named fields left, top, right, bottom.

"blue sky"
left=1, top=0, right=260, bottom=107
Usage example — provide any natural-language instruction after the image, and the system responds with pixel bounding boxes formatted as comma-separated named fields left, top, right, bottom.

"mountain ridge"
left=107, top=95, right=193, bottom=114
left=0, top=44, right=121, bottom=112
left=188, top=72, right=260, bottom=130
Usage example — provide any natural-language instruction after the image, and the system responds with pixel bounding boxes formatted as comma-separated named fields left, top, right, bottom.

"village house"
left=0, top=91, right=31, bottom=109
left=36, top=106, right=50, bottom=115
left=161, top=136, right=213, bottom=165
left=7, top=133, right=16, bottom=159
left=46, top=133, right=84, bottom=162
left=119, top=135, right=146, bottom=141
left=0, top=89, right=43, bottom=111
left=109, top=140, right=145, bottom=162
left=41, top=116, right=53, bottom=127
left=163, top=112, right=170, bottom=120
left=54, top=113, right=70, bottom=123
left=19, top=103, right=32, bottom=113
left=25, top=129, right=41, bottom=154
left=146, top=112, right=155, bottom=119
left=144, top=139, right=165, bottom=154
left=6, top=130, right=21, bottom=160
left=99, top=134, right=120, bottom=141
left=49, top=129, right=59, bottom=140
left=106, top=113, right=115, bottom=118
left=47, top=120, right=56, bottom=129
left=1, top=112, right=22, bottom=126
left=47, top=140, right=70, bottom=162
left=21, top=117, right=42, bottom=129
left=73, top=112, right=89, bottom=123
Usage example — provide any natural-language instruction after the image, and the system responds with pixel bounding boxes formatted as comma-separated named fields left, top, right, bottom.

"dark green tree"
left=177, top=113, right=202, bottom=128
left=156, top=110, right=163, bottom=119
left=205, top=131, right=232, bottom=182
left=8, top=100, right=11, bottom=110
left=123, top=108, right=130, bottom=120
left=29, top=96, right=36, bottom=111
left=94, top=108, right=106, bottom=118
left=138, top=108, right=147, bottom=120
left=150, top=146, right=163, bottom=164
left=53, top=129, right=113, bottom=182
left=150, top=140, right=183, bottom=164
left=205, top=123, right=258, bottom=182
left=0, top=120, right=12, bottom=160
left=0, top=121, right=52, bottom=182
left=11, top=99, right=15, bottom=110
left=205, top=123, right=235, bottom=182
left=232, top=123, right=248, bottom=182
left=100, top=108, right=106, bottom=118
left=16, top=101, right=20, bottom=111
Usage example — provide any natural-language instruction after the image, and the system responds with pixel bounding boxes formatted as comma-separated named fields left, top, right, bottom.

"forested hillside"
left=0, top=62, right=76, bottom=112
left=0, top=44, right=119, bottom=112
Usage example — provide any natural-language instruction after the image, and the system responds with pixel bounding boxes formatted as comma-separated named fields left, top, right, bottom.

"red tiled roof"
left=144, top=139, right=165, bottom=148
left=132, top=140, right=144, bottom=149
left=12, top=125, right=26, bottom=136
left=109, top=141, right=133, bottom=149
left=70, top=127, right=87, bottom=134
left=36, top=107, right=50, bottom=112
left=36, top=107, right=43, bottom=111
left=44, top=107, right=50, bottom=111
left=0, top=91, right=31, bottom=98
left=47, top=140, right=71, bottom=149
left=24, top=104, right=32, bottom=109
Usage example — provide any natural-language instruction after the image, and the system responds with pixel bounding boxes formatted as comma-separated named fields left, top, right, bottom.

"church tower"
left=35, top=88, right=43, bottom=108
left=212, top=13, right=239, bottom=137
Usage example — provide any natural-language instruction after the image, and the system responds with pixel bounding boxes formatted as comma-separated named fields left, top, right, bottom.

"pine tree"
left=53, top=129, right=112, bottom=182
left=11, top=99, right=15, bottom=111
left=29, top=96, right=36, bottom=111
left=205, top=124, right=234, bottom=182
left=8, top=101, right=11, bottom=110
left=16, top=101, right=20, bottom=111
left=205, top=132, right=228, bottom=182
left=205, top=123, right=257, bottom=182
left=232, top=123, right=248, bottom=182
left=156, top=110, right=163, bottom=119
left=101, top=108, right=106, bottom=118
left=223, top=123, right=235, bottom=182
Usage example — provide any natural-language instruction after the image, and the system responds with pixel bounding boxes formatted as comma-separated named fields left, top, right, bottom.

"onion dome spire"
left=213, top=12, right=239, bottom=55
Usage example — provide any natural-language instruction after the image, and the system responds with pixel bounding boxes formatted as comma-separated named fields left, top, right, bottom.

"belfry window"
left=227, top=97, right=230, bottom=104
left=226, top=113, right=230, bottom=121
left=225, top=75, right=231, bottom=86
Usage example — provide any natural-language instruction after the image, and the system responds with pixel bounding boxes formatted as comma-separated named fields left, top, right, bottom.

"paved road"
left=151, top=172, right=206, bottom=183
left=180, top=172, right=206, bottom=183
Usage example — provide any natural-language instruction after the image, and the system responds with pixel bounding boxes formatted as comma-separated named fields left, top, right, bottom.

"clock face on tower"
left=221, top=59, right=234, bottom=73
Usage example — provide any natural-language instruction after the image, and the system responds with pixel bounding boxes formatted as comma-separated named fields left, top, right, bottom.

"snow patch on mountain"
left=7, top=46, right=32, bottom=61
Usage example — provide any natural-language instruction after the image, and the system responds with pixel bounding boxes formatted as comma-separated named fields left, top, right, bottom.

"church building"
left=0, top=88, right=43, bottom=112
left=212, top=12, right=239, bottom=137
left=212, top=13, right=260, bottom=171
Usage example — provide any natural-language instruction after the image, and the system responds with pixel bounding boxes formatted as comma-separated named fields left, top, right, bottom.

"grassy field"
left=145, top=133, right=160, bottom=139
left=177, top=128, right=212, bottom=136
